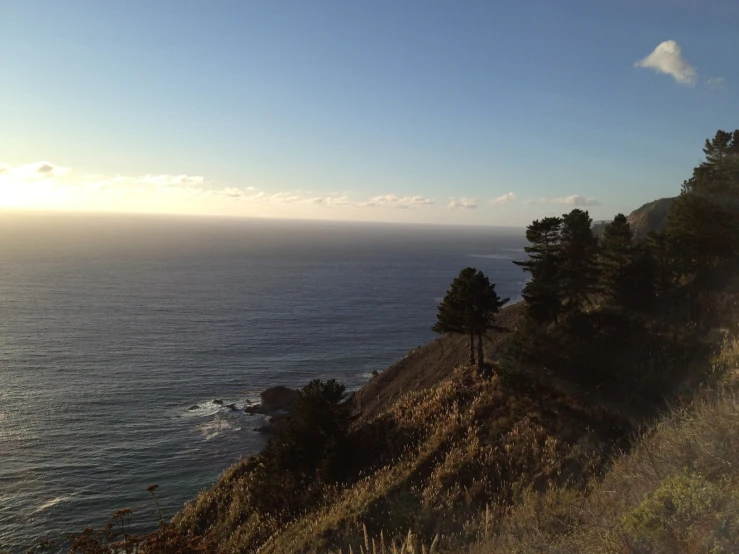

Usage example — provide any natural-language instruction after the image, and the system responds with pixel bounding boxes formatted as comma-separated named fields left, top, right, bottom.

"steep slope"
left=626, top=197, right=675, bottom=238
left=593, top=197, right=674, bottom=238
left=175, top=362, right=628, bottom=553
left=352, top=301, right=525, bottom=420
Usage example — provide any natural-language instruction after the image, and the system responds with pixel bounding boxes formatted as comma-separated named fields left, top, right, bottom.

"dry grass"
left=471, top=334, right=739, bottom=554
left=168, top=364, right=623, bottom=553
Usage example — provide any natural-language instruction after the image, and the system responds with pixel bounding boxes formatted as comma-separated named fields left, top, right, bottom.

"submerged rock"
left=213, top=399, right=224, bottom=405
left=188, top=405, right=200, bottom=411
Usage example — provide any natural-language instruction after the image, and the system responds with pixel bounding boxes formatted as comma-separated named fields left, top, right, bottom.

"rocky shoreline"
left=188, top=385, right=302, bottom=435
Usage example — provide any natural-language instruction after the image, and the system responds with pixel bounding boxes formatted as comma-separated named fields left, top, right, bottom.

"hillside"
left=471, top=335, right=739, bottom=554
left=352, top=301, right=525, bottom=420
left=593, top=196, right=674, bottom=238
left=626, top=197, right=675, bottom=238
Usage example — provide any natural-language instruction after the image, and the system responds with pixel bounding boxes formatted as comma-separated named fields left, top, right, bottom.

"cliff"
left=626, top=197, right=675, bottom=238
left=593, top=197, right=675, bottom=238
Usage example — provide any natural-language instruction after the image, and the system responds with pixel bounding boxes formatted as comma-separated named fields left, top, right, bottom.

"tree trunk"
left=468, top=329, right=476, bottom=365
left=477, top=330, right=485, bottom=372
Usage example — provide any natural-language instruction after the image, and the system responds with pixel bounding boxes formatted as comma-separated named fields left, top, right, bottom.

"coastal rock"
left=188, top=405, right=200, bottom=411
left=260, top=386, right=300, bottom=412
left=255, top=413, right=290, bottom=435
left=213, top=399, right=224, bottom=405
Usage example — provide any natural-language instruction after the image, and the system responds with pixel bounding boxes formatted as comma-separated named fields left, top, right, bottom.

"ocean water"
left=0, top=213, right=525, bottom=552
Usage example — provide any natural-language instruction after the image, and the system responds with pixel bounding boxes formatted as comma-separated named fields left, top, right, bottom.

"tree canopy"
left=433, top=267, right=508, bottom=369
left=667, top=129, right=739, bottom=270
left=513, top=216, right=564, bottom=325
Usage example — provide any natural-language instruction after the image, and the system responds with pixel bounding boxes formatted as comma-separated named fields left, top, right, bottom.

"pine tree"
left=599, top=214, right=634, bottom=306
left=645, top=231, right=678, bottom=295
left=559, top=209, right=599, bottom=313
left=667, top=129, right=739, bottom=270
left=513, top=217, right=564, bottom=326
left=433, top=267, right=508, bottom=369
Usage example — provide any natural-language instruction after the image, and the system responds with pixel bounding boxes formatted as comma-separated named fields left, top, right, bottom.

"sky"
left=1, top=0, right=738, bottom=226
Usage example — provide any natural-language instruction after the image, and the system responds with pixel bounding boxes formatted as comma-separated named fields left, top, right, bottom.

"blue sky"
left=1, top=0, right=738, bottom=225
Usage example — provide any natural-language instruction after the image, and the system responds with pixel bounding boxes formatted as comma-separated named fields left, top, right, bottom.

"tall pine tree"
left=433, top=267, right=508, bottom=369
left=668, top=129, right=739, bottom=271
left=599, top=214, right=634, bottom=306
left=513, top=217, right=564, bottom=326
left=559, top=209, right=599, bottom=313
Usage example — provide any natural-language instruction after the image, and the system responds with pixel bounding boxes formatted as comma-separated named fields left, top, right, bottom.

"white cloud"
left=310, top=195, right=352, bottom=207
left=491, top=192, right=516, bottom=205
left=448, top=197, right=478, bottom=209
left=0, top=160, right=439, bottom=215
left=635, top=40, right=697, bottom=85
left=707, top=76, right=726, bottom=89
left=137, top=174, right=205, bottom=187
left=363, top=194, right=433, bottom=209
left=8, top=161, right=70, bottom=180
left=525, top=194, right=601, bottom=207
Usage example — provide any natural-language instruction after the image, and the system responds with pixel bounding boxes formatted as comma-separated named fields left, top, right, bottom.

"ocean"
left=0, top=213, right=526, bottom=552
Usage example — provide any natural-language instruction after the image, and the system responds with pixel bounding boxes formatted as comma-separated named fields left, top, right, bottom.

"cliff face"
left=593, top=197, right=675, bottom=238
left=626, top=197, right=675, bottom=238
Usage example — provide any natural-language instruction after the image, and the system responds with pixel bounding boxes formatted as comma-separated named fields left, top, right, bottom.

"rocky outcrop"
left=260, top=386, right=300, bottom=412
left=239, top=386, right=301, bottom=435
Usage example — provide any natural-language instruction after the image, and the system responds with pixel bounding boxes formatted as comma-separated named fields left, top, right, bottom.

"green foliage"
left=514, top=210, right=598, bottom=326
left=251, top=379, right=351, bottom=515
left=433, top=267, right=508, bottom=368
left=599, top=214, right=634, bottom=302
left=559, top=209, right=599, bottom=312
left=667, top=129, right=739, bottom=271
left=599, top=214, right=657, bottom=310
left=514, top=217, right=564, bottom=326
left=645, top=231, right=680, bottom=295
left=620, top=472, right=731, bottom=551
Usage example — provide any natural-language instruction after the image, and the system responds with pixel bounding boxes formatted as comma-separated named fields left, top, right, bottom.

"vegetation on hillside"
left=65, top=129, right=739, bottom=554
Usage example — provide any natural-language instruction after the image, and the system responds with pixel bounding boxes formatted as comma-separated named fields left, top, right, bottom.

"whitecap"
left=197, top=418, right=241, bottom=441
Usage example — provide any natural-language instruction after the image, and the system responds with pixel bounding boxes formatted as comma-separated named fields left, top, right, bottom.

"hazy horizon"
left=3, top=1, right=737, bottom=226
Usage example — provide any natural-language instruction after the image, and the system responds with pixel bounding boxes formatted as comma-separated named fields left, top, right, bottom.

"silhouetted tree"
left=513, top=217, right=564, bottom=326
left=433, top=267, right=508, bottom=369
left=668, top=129, right=739, bottom=271
left=559, top=209, right=599, bottom=313
left=599, top=214, right=634, bottom=306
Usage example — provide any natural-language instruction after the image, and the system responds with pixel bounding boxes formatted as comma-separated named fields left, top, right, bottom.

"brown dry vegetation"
left=471, top=335, right=739, bottom=554
left=173, top=364, right=625, bottom=553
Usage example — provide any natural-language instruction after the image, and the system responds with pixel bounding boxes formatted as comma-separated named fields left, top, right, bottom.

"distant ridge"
left=626, top=197, right=675, bottom=238
left=593, top=197, right=675, bottom=238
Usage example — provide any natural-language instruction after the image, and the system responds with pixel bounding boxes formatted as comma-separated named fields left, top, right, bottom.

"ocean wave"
left=196, top=419, right=242, bottom=441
